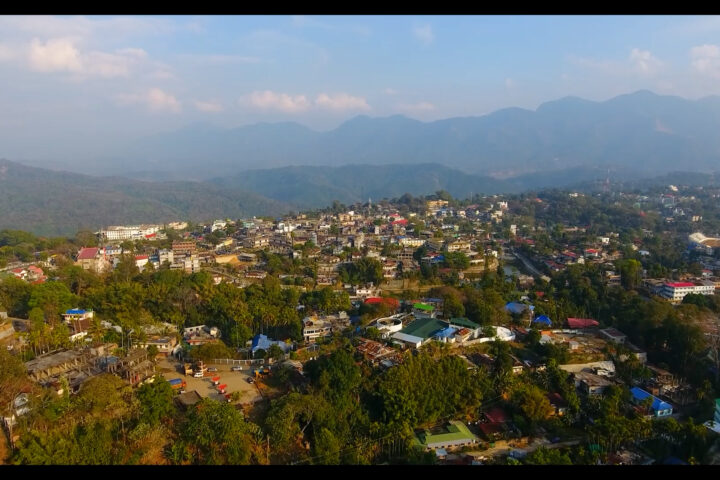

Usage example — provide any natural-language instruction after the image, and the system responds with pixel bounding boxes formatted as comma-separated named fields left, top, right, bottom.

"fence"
left=211, top=353, right=290, bottom=367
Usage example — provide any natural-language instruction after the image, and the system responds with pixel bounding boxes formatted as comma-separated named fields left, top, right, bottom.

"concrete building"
left=659, top=281, right=715, bottom=303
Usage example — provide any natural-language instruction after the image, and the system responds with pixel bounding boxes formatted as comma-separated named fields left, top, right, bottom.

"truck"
left=169, top=378, right=187, bottom=390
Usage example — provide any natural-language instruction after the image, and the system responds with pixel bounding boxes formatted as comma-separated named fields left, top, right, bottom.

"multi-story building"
left=99, top=224, right=161, bottom=241
left=172, top=241, right=197, bottom=256
left=75, top=247, right=111, bottom=274
left=302, top=312, right=350, bottom=342
left=659, top=281, right=715, bottom=303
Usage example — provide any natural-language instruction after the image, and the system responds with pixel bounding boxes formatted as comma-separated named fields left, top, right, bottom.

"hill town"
left=2, top=182, right=720, bottom=465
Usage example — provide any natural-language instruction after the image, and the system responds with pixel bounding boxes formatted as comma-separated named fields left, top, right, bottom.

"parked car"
left=193, top=371, right=204, bottom=378
left=231, top=366, right=243, bottom=372
left=207, top=367, right=218, bottom=372
left=246, top=377, right=254, bottom=384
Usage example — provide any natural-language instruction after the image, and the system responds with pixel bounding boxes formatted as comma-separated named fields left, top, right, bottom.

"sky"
left=2, top=14, right=720, bottom=164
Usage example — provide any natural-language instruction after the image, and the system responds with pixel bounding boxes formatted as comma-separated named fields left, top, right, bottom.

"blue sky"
left=2, top=15, right=720, bottom=163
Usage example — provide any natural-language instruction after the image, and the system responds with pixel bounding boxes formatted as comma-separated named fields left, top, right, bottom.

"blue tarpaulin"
left=505, top=302, right=531, bottom=315
left=532, top=315, right=552, bottom=326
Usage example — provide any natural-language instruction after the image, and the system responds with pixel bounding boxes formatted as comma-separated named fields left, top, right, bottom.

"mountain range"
left=110, top=90, right=720, bottom=181
left=5, top=89, right=720, bottom=235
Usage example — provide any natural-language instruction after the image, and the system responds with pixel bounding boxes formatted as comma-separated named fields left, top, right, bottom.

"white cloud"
left=116, top=88, right=181, bottom=113
left=629, top=48, right=662, bottom=75
left=29, top=38, right=83, bottom=72
left=244, top=90, right=370, bottom=113
left=247, top=90, right=311, bottom=113
left=147, top=88, right=181, bottom=112
left=315, top=93, right=370, bottom=111
left=691, top=44, right=720, bottom=78
left=398, top=101, right=435, bottom=113
left=194, top=100, right=223, bottom=113
left=26, top=38, right=149, bottom=78
left=413, top=24, right=434, bottom=45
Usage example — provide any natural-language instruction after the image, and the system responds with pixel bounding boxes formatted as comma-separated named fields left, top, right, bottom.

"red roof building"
left=77, top=247, right=99, bottom=260
left=567, top=318, right=599, bottom=329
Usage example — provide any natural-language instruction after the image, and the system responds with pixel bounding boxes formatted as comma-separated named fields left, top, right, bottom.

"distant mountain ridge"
left=114, top=90, right=720, bottom=180
left=0, top=158, right=712, bottom=236
left=0, top=159, right=291, bottom=236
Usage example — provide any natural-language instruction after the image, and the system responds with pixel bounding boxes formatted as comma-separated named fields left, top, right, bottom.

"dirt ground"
left=157, top=356, right=263, bottom=405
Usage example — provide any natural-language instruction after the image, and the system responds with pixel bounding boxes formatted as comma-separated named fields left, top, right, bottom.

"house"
left=600, top=327, right=627, bottom=344
left=567, top=318, right=599, bottom=329
left=251, top=334, right=292, bottom=355
left=505, top=302, right=534, bottom=316
left=136, top=336, right=178, bottom=357
left=135, top=255, right=149, bottom=271
left=477, top=407, right=511, bottom=440
left=574, top=371, right=613, bottom=396
left=412, top=302, right=435, bottom=317
left=356, top=338, right=398, bottom=365
left=63, top=308, right=94, bottom=323
left=75, top=247, right=111, bottom=274
left=62, top=309, right=95, bottom=342
left=302, top=312, right=350, bottom=342
left=547, top=392, right=569, bottom=416
left=415, top=421, right=478, bottom=451
left=175, top=390, right=203, bottom=410
left=630, top=387, right=673, bottom=418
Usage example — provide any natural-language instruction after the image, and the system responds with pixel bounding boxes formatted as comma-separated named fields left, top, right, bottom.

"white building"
left=99, top=224, right=161, bottom=241
left=399, top=237, right=426, bottom=248
left=659, top=281, right=715, bottom=303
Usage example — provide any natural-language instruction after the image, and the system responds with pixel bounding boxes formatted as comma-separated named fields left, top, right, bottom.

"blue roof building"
left=505, top=302, right=534, bottom=315
left=434, top=326, right=457, bottom=341
left=630, top=387, right=673, bottom=417
left=251, top=334, right=291, bottom=355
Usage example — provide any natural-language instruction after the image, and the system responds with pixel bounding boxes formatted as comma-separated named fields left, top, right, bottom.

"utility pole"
left=266, top=434, right=270, bottom=464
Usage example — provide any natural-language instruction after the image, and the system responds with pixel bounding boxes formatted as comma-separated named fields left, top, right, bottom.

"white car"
left=193, top=371, right=204, bottom=378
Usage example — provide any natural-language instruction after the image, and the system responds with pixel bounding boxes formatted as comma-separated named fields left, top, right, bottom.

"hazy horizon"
left=3, top=15, right=720, bottom=167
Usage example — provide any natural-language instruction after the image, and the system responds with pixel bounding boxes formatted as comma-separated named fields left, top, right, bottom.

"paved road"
left=510, top=248, right=544, bottom=278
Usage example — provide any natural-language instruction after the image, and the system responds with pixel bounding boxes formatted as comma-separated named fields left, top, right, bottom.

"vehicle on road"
left=193, top=371, right=204, bottom=378
left=231, top=366, right=243, bottom=371
left=207, top=367, right=218, bottom=372
left=168, top=378, right=187, bottom=390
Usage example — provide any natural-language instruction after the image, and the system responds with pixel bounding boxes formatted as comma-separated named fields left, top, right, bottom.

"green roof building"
left=413, top=303, right=434, bottom=312
left=449, top=317, right=480, bottom=329
left=416, top=421, right=478, bottom=450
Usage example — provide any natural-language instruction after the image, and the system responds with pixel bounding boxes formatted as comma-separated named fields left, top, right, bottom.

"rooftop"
left=417, top=421, right=477, bottom=446
left=400, top=317, right=448, bottom=339
left=76, top=247, right=99, bottom=260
